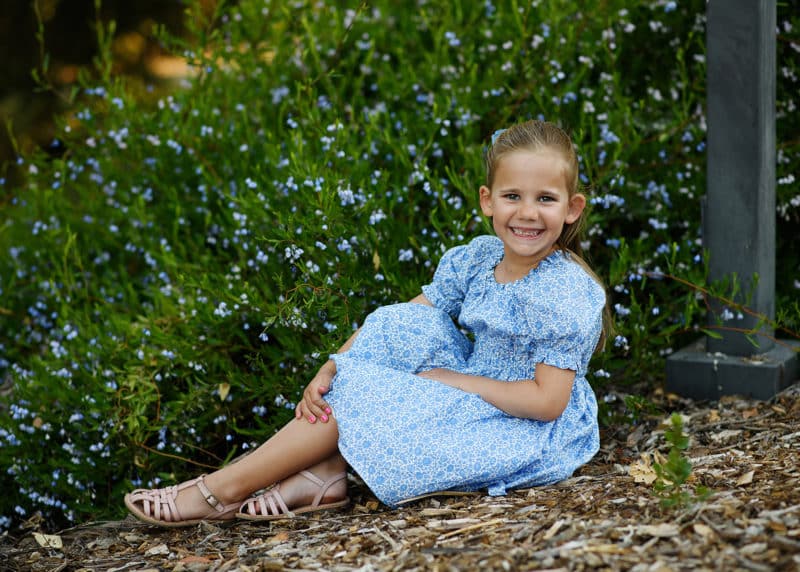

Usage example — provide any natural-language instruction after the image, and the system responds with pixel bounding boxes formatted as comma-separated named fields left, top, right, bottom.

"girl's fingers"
left=316, top=399, right=331, bottom=422
left=305, top=398, right=331, bottom=423
left=300, top=399, right=313, bottom=421
left=302, top=398, right=323, bottom=423
left=297, top=382, right=332, bottom=423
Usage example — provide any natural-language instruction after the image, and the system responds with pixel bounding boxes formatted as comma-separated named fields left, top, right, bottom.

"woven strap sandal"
left=237, top=470, right=350, bottom=521
left=124, top=474, right=240, bottom=528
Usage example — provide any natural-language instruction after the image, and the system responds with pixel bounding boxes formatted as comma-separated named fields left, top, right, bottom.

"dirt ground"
left=3, top=383, right=799, bottom=572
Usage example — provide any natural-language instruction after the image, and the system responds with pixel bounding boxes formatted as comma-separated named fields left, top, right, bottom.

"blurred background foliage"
left=1, top=0, right=200, bottom=175
left=0, top=0, right=798, bottom=532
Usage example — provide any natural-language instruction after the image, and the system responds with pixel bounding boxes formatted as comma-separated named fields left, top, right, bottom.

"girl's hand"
left=295, top=362, right=335, bottom=423
left=417, top=368, right=463, bottom=389
left=418, top=368, right=480, bottom=396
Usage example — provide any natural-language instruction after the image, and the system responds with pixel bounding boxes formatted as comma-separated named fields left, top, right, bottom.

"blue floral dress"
left=325, top=235, right=606, bottom=506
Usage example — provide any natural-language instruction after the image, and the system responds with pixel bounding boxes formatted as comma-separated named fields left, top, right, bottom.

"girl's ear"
left=479, top=186, right=493, bottom=217
left=565, top=193, right=586, bottom=224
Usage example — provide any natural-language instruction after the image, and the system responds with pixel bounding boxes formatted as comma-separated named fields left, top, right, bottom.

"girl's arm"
left=417, top=364, right=574, bottom=421
left=296, top=293, right=433, bottom=422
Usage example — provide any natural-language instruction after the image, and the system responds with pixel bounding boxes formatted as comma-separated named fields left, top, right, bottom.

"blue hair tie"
left=491, top=128, right=507, bottom=145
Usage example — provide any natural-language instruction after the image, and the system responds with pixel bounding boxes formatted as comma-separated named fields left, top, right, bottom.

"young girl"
left=125, top=119, right=609, bottom=526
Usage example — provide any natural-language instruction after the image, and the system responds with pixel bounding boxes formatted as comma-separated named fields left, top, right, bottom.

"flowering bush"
left=0, top=0, right=798, bottom=531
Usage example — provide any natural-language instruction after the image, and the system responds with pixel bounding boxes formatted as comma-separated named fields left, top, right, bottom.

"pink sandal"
left=124, top=474, right=240, bottom=527
left=237, top=470, right=350, bottom=521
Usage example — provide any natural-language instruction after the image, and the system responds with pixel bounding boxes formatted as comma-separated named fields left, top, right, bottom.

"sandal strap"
left=126, top=477, right=241, bottom=525
left=193, top=475, right=227, bottom=513
left=241, top=471, right=347, bottom=517
left=256, top=486, right=291, bottom=516
left=300, top=470, right=347, bottom=508
left=129, top=484, right=182, bottom=522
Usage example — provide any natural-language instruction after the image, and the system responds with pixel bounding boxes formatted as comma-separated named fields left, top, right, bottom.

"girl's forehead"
left=494, top=149, right=570, bottom=179
left=489, top=150, right=572, bottom=196
left=496, top=147, right=566, bottom=165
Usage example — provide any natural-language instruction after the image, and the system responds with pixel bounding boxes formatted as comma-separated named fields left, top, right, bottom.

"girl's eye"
left=504, top=193, right=520, bottom=200
left=539, top=195, right=556, bottom=202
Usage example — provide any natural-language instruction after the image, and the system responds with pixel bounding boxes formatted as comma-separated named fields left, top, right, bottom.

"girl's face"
left=479, top=149, right=585, bottom=275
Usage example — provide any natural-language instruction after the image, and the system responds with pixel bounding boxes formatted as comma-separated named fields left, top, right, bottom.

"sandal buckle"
left=195, top=476, right=224, bottom=512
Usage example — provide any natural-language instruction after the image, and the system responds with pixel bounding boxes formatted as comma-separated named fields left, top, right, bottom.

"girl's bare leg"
left=157, top=417, right=347, bottom=519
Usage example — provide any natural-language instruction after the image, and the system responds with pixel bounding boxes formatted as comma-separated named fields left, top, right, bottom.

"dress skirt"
left=324, top=303, right=599, bottom=507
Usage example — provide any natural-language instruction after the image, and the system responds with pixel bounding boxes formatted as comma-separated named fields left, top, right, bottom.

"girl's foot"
left=237, top=468, right=350, bottom=520
left=124, top=474, right=241, bottom=527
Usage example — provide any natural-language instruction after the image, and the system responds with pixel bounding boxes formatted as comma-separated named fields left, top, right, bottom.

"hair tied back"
left=491, top=129, right=507, bottom=146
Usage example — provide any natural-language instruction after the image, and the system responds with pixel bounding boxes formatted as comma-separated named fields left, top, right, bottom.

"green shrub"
left=0, top=0, right=798, bottom=530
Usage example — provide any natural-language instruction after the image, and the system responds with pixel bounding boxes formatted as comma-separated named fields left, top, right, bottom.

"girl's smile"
left=479, top=149, right=585, bottom=280
left=510, top=228, right=543, bottom=238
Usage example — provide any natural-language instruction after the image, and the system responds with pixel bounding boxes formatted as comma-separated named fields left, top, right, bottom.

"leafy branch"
left=646, top=270, right=800, bottom=349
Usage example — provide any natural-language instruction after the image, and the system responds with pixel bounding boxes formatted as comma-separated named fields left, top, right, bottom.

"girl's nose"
left=519, top=200, right=538, bottom=219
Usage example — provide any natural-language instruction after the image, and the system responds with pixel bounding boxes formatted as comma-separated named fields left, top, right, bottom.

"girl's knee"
left=347, top=303, right=470, bottom=372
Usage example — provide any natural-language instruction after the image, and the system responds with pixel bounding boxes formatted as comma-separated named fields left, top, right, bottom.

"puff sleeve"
left=421, top=236, right=497, bottom=319
left=523, top=269, right=606, bottom=376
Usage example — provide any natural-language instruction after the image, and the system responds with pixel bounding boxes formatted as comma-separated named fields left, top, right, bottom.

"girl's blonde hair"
left=485, top=119, right=612, bottom=352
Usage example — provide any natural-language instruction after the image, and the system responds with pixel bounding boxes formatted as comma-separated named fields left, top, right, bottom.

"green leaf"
left=700, top=328, right=724, bottom=340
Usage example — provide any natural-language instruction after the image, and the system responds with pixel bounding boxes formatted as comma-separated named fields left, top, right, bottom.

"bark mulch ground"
left=3, top=382, right=800, bottom=571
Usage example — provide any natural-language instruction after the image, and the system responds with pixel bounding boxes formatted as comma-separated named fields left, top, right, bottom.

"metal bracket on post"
left=665, top=0, right=799, bottom=400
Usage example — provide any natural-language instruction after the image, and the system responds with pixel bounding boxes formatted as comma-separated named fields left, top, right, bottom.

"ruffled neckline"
left=486, top=239, right=564, bottom=286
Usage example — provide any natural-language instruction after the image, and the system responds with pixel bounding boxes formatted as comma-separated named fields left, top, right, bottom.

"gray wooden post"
left=666, top=0, right=798, bottom=400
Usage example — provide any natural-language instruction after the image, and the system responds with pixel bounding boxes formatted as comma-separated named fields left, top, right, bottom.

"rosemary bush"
left=0, top=0, right=798, bottom=530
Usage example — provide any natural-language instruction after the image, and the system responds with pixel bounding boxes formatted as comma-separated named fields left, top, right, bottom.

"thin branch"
left=645, top=271, right=800, bottom=340
left=134, top=442, right=222, bottom=470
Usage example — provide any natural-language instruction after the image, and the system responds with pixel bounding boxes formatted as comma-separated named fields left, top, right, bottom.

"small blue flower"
left=444, top=31, right=461, bottom=47
left=614, top=304, right=631, bottom=317
left=214, top=301, right=233, bottom=317
left=338, top=188, right=355, bottom=206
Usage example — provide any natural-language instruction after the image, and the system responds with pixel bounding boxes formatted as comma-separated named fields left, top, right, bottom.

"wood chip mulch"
left=3, top=382, right=800, bottom=572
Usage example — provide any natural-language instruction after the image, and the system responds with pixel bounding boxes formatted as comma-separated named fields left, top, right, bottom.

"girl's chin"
left=504, top=244, right=551, bottom=260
